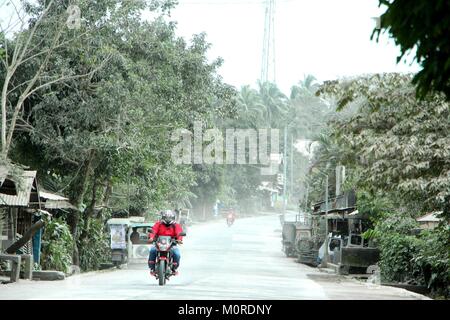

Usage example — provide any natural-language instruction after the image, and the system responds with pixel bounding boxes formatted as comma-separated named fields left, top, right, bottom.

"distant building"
left=416, top=211, right=442, bottom=230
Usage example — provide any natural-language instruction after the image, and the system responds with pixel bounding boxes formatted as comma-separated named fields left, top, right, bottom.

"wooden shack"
left=0, top=166, right=74, bottom=261
left=0, top=169, right=40, bottom=254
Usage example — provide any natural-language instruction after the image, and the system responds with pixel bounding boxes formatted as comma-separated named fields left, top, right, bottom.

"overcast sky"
left=153, top=0, right=420, bottom=95
left=1, top=0, right=420, bottom=96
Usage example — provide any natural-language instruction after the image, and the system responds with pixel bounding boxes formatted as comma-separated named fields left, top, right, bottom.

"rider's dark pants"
left=148, top=246, right=180, bottom=270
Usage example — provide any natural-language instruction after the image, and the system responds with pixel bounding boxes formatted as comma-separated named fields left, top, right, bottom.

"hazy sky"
left=1, top=0, right=421, bottom=96
left=155, top=0, right=420, bottom=95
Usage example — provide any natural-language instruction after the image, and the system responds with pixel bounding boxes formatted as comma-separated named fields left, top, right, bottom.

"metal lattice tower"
left=261, top=0, right=276, bottom=83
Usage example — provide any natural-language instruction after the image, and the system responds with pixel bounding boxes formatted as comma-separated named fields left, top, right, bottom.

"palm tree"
left=288, top=75, right=334, bottom=140
left=290, top=74, right=319, bottom=100
left=236, top=85, right=265, bottom=128
left=257, top=81, right=289, bottom=128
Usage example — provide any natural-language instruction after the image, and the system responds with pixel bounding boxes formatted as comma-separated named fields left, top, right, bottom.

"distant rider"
left=148, top=210, right=184, bottom=276
left=227, top=210, right=236, bottom=224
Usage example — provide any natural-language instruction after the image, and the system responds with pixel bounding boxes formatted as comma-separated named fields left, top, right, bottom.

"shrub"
left=374, top=211, right=449, bottom=297
left=412, top=226, right=450, bottom=298
left=375, top=211, right=422, bottom=283
left=378, top=232, right=423, bottom=284
left=41, top=217, right=74, bottom=274
left=78, top=218, right=110, bottom=272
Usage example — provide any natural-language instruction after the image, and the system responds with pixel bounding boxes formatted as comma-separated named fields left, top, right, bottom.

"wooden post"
left=20, top=254, right=33, bottom=280
left=6, top=220, right=45, bottom=254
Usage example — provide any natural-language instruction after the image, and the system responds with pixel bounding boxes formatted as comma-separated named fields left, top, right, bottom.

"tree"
left=7, top=0, right=237, bottom=267
left=319, top=73, right=450, bottom=217
left=0, top=0, right=104, bottom=158
left=257, top=81, right=289, bottom=128
left=314, top=73, right=449, bottom=296
left=374, top=0, right=450, bottom=99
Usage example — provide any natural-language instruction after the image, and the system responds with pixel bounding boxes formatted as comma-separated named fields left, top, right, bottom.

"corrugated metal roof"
left=417, top=211, right=442, bottom=222
left=0, top=170, right=37, bottom=207
left=39, top=189, right=76, bottom=210
left=40, top=190, right=69, bottom=201
left=44, top=200, right=77, bottom=210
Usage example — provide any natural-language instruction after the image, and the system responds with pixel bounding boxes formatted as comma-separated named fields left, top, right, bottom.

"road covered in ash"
left=0, top=214, right=429, bottom=300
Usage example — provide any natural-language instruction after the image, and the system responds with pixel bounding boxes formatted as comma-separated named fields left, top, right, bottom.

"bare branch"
left=11, top=0, right=55, bottom=73
left=18, top=30, right=90, bottom=68
left=5, top=55, right=110, bottom=154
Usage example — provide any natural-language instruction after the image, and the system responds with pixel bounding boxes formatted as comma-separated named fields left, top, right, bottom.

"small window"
left=350, top=235, right=362, bottom=246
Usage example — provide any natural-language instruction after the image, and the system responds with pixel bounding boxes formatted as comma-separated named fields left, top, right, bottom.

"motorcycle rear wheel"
left=158, top=261, right=166, bottom=286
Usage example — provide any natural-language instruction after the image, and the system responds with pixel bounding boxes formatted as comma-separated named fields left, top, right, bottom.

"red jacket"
left=149, top=221, right=183, bottom=242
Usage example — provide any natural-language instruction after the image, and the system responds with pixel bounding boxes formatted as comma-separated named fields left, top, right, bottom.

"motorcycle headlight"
left=158, top=244, right=168, bottom=251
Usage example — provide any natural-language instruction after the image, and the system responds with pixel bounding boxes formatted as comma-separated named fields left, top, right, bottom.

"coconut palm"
left=290, top=74, right=319, bottom=100
left=257, top=81, right=289, bottom=128
left=236, top=85, right=265, bottom=128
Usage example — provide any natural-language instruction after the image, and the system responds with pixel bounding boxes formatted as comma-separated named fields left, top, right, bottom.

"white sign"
left=110, top=225, right=126, bottom=249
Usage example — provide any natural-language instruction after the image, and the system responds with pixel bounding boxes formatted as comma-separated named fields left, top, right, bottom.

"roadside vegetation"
left=1, top=0, right=448, bottom=298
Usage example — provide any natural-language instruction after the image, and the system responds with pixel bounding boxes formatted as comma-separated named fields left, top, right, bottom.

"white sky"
left=156, top=0, right=420, bottom=95
left=1, top=0, right=421, bottom=96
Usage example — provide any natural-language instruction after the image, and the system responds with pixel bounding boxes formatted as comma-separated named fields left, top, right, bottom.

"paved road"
left=0, top=214, right=429, bottom=300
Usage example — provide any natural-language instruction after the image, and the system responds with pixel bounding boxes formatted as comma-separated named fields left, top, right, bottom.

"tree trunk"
left=102, top=179, right=113, bottom=209
left=79, top=175, right=102, bottom=242
left=6, top=220, right=45, bottom=254
left=67, top=150, right=95, bottom=266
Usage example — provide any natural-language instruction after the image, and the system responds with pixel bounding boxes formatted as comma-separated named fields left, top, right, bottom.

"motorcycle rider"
left=148, top=210, right=183, bottom=276
left=227, top=210, right=236, bottom=224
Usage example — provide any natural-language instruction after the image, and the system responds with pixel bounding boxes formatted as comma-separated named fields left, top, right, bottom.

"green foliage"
left=355, top=190, right=395, bottom=220
left=41, top=217, right=74, bottom=274
left=5, top=0, right=238, bottom=268
left=376, top=226, right=449, bottom=297
left=373, top=211, right=421, bottom=283
left=378, top=232, right=423, bottom=283
left=375, top=211, right=419, bottom=235
left=319, top=73, right=450, bottom=218
left=361, top=229, right=380, bottom=240
left=374, top=0, right=450, bottom=99
left=78, top=218, right=110, bottom=272
left=412, top=226, right=450, bottom=297
left=313, top=73, right=449, bottom=295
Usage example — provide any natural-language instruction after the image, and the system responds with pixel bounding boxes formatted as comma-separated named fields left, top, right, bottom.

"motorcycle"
left=150, top=230, right=186, bottom=286
left=226, top=214, right=235, bottom=227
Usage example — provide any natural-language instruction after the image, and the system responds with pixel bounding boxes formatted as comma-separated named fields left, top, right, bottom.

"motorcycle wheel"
left=158, top=261, right=166, bottom=286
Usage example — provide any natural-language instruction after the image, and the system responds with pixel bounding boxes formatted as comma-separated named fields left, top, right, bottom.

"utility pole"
left=323, top=174, right=329, bottom=267
left=304, top=182, right=309, bottom=213
left=316, top=171, right=329, bottom=268
left=282, top=126, right=287, bottom=218
left=290, top=135, right=294, bottom=204
left=261, top=0, right=276, bottom=83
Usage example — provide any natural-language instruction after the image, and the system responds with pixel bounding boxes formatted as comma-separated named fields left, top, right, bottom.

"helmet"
left=160, top=210, right=176, bottom=225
